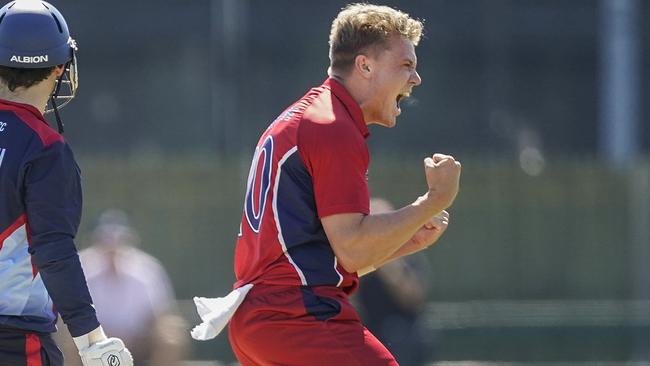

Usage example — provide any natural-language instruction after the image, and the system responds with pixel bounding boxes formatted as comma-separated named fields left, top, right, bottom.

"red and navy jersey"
left=0, top=100, right=99, bottom=337
left=234, top=78, right=370, bottom=294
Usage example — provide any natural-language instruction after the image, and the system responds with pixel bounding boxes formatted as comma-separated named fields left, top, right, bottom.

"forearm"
left=31, top=238, right=99, bottom=337
left=357, top=237, right=422, bottom=276
left=327, top=190, right=446, bottom=272
left=374, top=239, right=419, bottom=268
left=357, top=246, right=404, bottom=276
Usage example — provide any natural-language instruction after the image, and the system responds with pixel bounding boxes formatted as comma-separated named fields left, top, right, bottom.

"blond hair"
left=328, top=3, right=423, bottom=73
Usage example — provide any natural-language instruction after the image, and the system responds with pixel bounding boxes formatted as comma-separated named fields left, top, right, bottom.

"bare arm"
left=322, top=154, right=461, bottom=273
left=357, top=210, right=449, bottom=275
left=377, top=210, right=449, bottom=267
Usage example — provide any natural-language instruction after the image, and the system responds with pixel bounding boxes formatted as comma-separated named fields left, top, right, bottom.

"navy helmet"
left=0, top=0, right=78, bottom=130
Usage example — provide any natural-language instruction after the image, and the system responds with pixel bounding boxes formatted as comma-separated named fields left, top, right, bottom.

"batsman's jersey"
left=234, top=78, right=370, bottom=294
left=0, top=100, right=99, bottom=336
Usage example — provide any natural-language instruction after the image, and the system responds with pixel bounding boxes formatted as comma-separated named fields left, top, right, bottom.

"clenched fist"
left=424, top=153, right=461, bottom=210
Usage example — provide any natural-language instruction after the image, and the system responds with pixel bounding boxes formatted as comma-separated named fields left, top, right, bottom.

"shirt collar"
left=0, top=99, right=47, bottom=125
left=323, top=78, right=369, bottom=138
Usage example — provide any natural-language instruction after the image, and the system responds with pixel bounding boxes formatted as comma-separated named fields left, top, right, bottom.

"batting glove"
left=191, top=283, right=253, bottom=340
left=74, top=326, right=133, bottom=366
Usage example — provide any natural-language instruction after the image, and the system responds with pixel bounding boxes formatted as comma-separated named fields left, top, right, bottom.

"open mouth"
left=396, top=93, right=410, bottom=110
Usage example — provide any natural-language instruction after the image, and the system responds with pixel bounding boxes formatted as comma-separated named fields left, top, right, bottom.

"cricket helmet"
left=0, top=0, right=78, bottom=128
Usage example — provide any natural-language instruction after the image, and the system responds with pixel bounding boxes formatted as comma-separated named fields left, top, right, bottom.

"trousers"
left=229, top=284, right=398, bottom=366
left=0, top=329, right=63, bottom=366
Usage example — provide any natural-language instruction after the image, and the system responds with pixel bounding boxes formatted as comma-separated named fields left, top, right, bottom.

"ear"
left=353, top=54, right=372, bottom=79
left=52, top=64, right=66, bottom=78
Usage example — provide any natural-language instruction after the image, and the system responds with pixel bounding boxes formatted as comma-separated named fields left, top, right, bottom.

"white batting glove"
left=191, top=283, right=253, bottom=341
left=73, top=326, right=133, bottom=366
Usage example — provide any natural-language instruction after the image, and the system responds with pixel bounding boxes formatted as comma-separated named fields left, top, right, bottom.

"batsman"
left=0, top=1, right=132, bottom=365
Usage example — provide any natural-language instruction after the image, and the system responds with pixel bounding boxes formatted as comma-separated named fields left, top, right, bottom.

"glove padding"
left=191, top=283, right=253, bottom=341
left=78, top=338, right=133, bottom=366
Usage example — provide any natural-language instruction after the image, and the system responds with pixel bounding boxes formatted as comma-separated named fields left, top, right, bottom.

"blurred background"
left=45, top=0, right=649, bottom=365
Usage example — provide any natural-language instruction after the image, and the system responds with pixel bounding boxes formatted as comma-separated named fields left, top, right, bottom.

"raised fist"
left=423, top=153, right=461, bottom=209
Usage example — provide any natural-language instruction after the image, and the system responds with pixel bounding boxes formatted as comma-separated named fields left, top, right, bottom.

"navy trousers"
left=0, top=330, right=63, bottom=366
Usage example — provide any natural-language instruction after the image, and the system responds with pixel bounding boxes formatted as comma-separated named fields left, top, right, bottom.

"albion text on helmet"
left=10, top=55, right=49, bottom=64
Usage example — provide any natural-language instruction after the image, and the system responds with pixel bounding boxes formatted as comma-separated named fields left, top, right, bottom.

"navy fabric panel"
left=300, top=287, right=341, bottom=321
left=276, top=152, right=341, bottom=286
left=0, top=111, right=30, bottom=231
left=0, top=315, right=56, bottom=336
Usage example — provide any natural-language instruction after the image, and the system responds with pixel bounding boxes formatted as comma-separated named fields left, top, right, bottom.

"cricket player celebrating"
left=192, top=3, right=461, bottom=365
left=0, top=1, right=132, bottom=365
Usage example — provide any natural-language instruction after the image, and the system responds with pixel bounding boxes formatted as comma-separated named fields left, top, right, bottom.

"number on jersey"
left=244, top=136, right=273, bottom=233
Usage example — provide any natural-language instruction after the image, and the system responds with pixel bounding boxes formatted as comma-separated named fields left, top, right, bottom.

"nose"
left=410, top=70, right=422, bottom=86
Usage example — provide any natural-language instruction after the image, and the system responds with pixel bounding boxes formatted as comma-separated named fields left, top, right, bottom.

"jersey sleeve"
left=298, top=119, right=370, bottom=218
left=22, top=140, right=99, bottom=337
